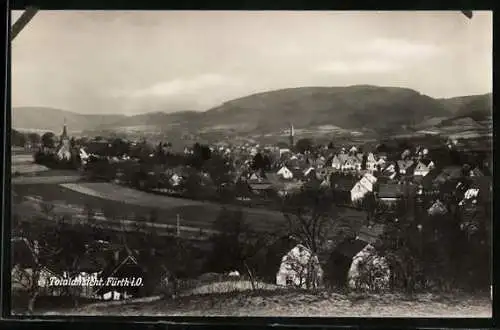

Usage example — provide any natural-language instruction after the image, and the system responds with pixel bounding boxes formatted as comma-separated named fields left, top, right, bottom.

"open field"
left=13, top=181, right=367, bottom=233
left=43, top=290, right=492, bottom=317
left=11, top=151, right=50, bottom=174
left=12, top=175, right=82, bottom=185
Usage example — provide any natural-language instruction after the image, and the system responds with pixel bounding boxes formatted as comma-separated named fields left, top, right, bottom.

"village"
left=10, top=117, right=492, bottom=312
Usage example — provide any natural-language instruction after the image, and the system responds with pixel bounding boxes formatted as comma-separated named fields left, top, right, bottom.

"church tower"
left=61, top=117, right=69, bottom=142
left=289, top=123, right=295, bottom=150
left=57, top=118, right=71, bottom=160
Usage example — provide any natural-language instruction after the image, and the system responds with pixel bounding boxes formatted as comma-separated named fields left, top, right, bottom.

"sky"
left=11, top=11, right=492, bottom=115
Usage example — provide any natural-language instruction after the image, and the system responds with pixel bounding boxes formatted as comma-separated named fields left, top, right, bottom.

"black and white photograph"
left=9, top=10, right=492, bottom=317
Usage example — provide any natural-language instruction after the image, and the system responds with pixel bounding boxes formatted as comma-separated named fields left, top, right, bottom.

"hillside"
left=13, top=87, right=492, bottom=137
left=439, top=93, right=492, bottom=121
left=12, top=107, right=126, bottom=133
left=200, top=86, right=452, bottom=134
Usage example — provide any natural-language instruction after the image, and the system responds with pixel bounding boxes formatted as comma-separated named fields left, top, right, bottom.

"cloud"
left=315, top=59, right=402, bottom=74
left=353, top=38, right=441, bottom=60
left=120, top=73, right=241, bottom=99
left=314, top=38, right=441, bottom=75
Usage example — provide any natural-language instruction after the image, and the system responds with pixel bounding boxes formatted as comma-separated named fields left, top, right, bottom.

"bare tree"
left=280, top=186, right=350, bottom=289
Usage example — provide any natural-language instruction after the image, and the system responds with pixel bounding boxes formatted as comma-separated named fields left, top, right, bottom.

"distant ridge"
left=12, top=87, right=492, bottom=137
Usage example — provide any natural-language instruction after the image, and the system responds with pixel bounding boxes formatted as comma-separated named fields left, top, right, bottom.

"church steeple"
left=61, top=117, right=68, bottom=140
left=289, top=123, right=295, bottom=149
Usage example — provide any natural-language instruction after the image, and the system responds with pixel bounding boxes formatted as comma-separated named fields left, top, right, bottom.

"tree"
left=295, top=138, right=314, bottom=154
left=361, top=153, right=368, bottom=170
left=41, top=132, right=56, bottom=148
left=27, top=132, right=41, bottom=145
left=203, top=154, right=233, bottom=189
left=12, top=129, right=27, bottom=147
left=189, top=143, right=212, bottom=169
left=207, top=208, right=288, bottom=290
left=251, top=152, right=266, bottom=172
left=11, top=213, right=89, bottom=313
left=181, top=171, right=203, bottom=198
left=281, top=186, right=347, bottom=289
left=110, top=138, right=130, bottom=157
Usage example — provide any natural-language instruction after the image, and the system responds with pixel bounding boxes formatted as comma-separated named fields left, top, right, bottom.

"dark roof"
left=420, top=159, right=433, bottom=166
left=291, top=167, right=305, bottom=179
left=378, top=183, right=404, bottom=198
left=441, top=166, right=463, bottom=178
left=249, top=182, right=274, bottom=190
left=357, top=224, right=386, bottom=244
left=332, top=176, right=357, bottom=191
left=334, top=239, right=368, bottom=259
left=421, top=168, right=441, bottom=188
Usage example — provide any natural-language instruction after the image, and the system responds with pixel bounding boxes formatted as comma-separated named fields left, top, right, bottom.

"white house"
left=414, top=161, right=431, bottom=177
left=331, top=155, right=343, bottom=170
left=276, top=244, right=323, bottom=289
left=350, top=173, right=377, bottom=203
left=79, top=148, right=89, bottom=165
left=351, top=182, right=368, bottom=203
left=342, top=156, right=358, bottom=172
left=169, top=173, right=183, bottom=187
left=366, top=153, right=377, bottom=171
left=459, top=188, right=480, bottom=206
left=277, top=166, right=294, bottom=180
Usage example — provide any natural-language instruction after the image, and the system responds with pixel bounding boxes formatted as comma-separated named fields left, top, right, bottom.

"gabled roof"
left=428, top=199, right=448, bottom=216
left=367, top=153, right=376, bottom=163
left=470, top=167, right=485, bottom=177
left=397, top=159, right=414, bottom=170
left=415, top=161, right=430, bottom=171
left=420, top=158, right=434, bottom=166
left=303, top=167, right=316, bottom=177
left=468, top=176, right=492, bottom=202
left=338, top=154, right=349, bottom=163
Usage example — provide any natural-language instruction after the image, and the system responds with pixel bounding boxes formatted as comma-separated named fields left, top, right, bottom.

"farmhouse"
left=95, top=253, right=145, bottom=301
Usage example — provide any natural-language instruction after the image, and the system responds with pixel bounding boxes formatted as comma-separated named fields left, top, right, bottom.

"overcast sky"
left=11, top=11, right=492, bottom=115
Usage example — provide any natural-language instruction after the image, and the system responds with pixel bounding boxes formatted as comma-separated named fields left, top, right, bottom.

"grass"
left=13, top=180, right=366, bottom=233
left=41, top=287, right=492, bottom=317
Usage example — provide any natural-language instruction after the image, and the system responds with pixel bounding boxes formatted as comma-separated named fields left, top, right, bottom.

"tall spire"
left=61, top=117, right=68, bottom=139
left=289, top=122, right=295, bottom=149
